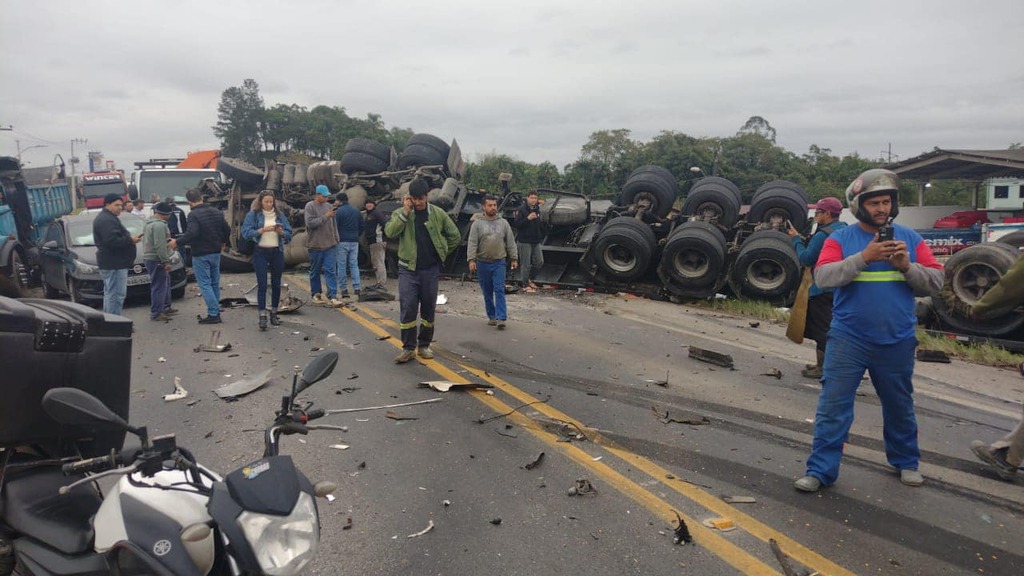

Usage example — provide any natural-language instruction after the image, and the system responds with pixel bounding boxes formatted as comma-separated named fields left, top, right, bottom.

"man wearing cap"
left=93, top=193, right=142, bottom=315
left=794, top=169, right=943, bottom=493
left=174, top=188, right=231, bottom=324
left=788, top=196, right=847, bottom=379
left=384, top=177, right=461, bottom=363
left=143, top=202, right=175, bottom=321
left=304, top=185, right=342, bottom=307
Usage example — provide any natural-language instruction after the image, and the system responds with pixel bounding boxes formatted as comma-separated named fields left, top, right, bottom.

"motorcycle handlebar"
left=305, top=408, right=325, bottom=421
left=62, top=452, right=120, bottom=476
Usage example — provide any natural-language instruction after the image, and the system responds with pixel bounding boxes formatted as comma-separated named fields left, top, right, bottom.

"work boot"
left=258, top=313, right=268, bottom=332
left=794, top=476, right=822, bottom=493
left=329, top=297, right=345, bottom=308
left=198, top=315, right=222, bottom=324
left=341, top=290, right=350, bottom=298
left=269, top=310, right=281, bottom=326
left=311, top=293, right=326, bottom=305
left=354, top=288, right=360, bottom=296
left=487, top=319, right=497, bottom=326
left=497, top=320, right=507, bottom=330
left=899, top=469, right=924, bottom=487
left=395, top=349, right=416, bottom=364
left=971, top=441, right=1018, bottom=480
left=801, top=365, right=823, bottom=379
left=417, top=346, right=434, bottom=360
left=163, top=307, right=179, bottom=315
left=151, top=314, right=172, bottom=322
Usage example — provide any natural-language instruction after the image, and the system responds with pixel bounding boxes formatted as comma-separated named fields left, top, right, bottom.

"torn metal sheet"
left=214, top=368, right=273, bottom=399
left=688, top=346, right=734, bottom=368
left=419, top=380, right=493, bottom=392
left=239, top=283, right=305, bottom=313
left=194, top=330, right=232, bottom=353
left=163, top=377, right=188, bottom=402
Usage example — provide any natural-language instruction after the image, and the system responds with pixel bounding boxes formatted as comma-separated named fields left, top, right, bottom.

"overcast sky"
left=2, top=0, right=1022, bottom=177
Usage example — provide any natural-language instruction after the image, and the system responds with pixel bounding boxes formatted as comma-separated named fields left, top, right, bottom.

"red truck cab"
left=82, top=171, right=128, bottom=209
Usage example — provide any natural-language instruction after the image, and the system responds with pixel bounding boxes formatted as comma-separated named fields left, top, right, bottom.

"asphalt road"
left=107, top=271, right=1024, bottom=575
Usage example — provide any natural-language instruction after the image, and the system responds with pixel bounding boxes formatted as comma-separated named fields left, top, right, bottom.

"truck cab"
left=81, top=171, right=128, bottom=210
left=130, top=168, right=224, bottom=208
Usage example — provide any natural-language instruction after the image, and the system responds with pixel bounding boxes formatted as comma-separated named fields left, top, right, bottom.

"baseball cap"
left=815, top=197, right=843, bottom=216
left=315, top=184, right=330, bottom=196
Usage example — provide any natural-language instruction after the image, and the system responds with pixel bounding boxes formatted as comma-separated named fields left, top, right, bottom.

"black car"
left=39, top=212, right=187, bottom=305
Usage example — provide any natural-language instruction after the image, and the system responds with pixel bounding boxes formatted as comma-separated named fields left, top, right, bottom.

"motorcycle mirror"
left=296, top=351, right=339, bottom=394
left=42, top=388, right=129, bottom=431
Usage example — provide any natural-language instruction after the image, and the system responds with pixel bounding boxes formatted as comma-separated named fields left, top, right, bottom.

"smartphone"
left=876, top=225, right=894, bottom=242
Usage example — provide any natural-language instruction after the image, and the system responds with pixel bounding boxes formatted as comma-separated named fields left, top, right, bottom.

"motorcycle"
left=0, top=351, right=341, bottom=575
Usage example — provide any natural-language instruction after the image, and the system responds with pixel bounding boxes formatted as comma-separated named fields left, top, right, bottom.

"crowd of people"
left=85, top=171, right=1023, bottom=487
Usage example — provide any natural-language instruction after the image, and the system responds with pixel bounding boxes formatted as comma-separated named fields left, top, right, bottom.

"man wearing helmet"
left=794, top=169, right=944, bottom=493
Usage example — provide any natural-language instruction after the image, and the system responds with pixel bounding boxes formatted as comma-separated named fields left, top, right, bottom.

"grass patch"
left=689, top=298, right=790, bottom=324
left=916, top=329, right=1024, bottom=368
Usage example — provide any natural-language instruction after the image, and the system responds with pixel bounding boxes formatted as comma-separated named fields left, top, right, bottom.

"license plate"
left=127, top=274, right=150, bottom=286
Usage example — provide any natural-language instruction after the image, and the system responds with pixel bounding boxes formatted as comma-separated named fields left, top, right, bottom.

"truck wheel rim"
left=672, top=249, right=710, bottom=278
left=602, top=244, right=637, bottom=273
left=952, top=261, right=1002, bottom=303
left=745, top=258, right=785, bottom=291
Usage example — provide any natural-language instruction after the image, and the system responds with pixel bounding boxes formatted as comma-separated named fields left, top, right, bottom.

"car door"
left=39, top=222, right=68, bottom=292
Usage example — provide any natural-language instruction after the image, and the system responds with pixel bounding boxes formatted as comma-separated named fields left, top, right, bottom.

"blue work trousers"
left=336, top=242, right=361, bottom=293
left=805, top=334, right=920, bottom=485
left=398, top=265, right=439, bottom=350
left=308, top=248, right=337, bottom=298
left=476, top=259, right=507, bottom=321
left=191, top=253, right=222, bottom=317
left=252, top=247, right=284, bottom=311
left=99, top=268, right=127, bottom=315
left=145, top=260, right=171, bottom=319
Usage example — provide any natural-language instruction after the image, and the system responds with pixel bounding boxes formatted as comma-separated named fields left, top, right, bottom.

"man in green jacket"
left=384, top=177, right=461, bottom=363
left=969, top=254, right=1024, bottom=480
left=143, top=202, right=175, bottom=322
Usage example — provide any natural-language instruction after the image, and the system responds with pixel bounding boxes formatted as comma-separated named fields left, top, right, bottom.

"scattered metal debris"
left=194, top=330, right=232, bottom=353
left=475, top=397, right=551, bottom=424
left=645, top=370, right=670, bottom=387
left=214, top=368, right=273, bottom=399
left=489, top=518, right=502, bottom=526
left=342, top=517, right=352, bottom=529
left=386, top=410, right=419, bottom=421
left=916, top=349, right=951, bottom=363
left=163, top=377, right=188, bottom=402
left=524, top=452, right=545, bottom=470
left=652, top=407, right=710, bottom=426
left=688, top=346, right=734, bottom=369
left=325, top=398, right=442, bottom=415
left=347, top=372, right=359, bottom=380
left=496, top=429, right=518, bottom=438
left=722, top=496, right=757, bottom=504
left=420, top=380, right=493, bottom=392
left=769, top=538, right=800, bottom=576
left=672, top=511, right=693, bottom=545
left=407, top=520, right=434, bottom=538
left=761, top=367, right=783, bottom=379
left=242, top=283, right=304, bottom=313
left=567, top=478, right=597, bottom=496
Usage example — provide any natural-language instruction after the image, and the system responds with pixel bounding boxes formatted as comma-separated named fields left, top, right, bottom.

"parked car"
left=38, top=212, right=186, bottom=305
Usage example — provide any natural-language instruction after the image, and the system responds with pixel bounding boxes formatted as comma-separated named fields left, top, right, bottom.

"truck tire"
left=217, top=157, right=264, bottom=186
left=658, top=221, right=727, bottom=295
left=397, top=144, right=447, bottom=170
left=344, top=138, right=391, bottom=163
left=265, top=162, right=282, bottom=192
left=752, top=180, right=808, bottom=205
left=746, top=187, right=810, bottom=234
left=619, top=167, right=677, bottom=218
left=7, top=250, right=27, bottom=293
left=728, top=230, right=801, bottom=304
left=592, top=217, right=656, bottom=281
left=406, top=133, right=450, bottom=159
left=282, top=164, right=296, bottom=186
left=682, top=177, right=742, bottom=228
left=341, top=152, right=387, bottom=176
left=540, top=196, right=589, bottom=227
left=293, top=163, right=309, bottom=185
left=932, top=243, right=1024, bottom=336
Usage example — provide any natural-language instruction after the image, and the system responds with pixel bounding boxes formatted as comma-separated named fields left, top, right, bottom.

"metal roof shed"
left=886, top=148, right=1024, bottom=207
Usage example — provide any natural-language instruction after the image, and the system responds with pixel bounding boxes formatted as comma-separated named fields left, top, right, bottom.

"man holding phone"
left=304, top=185, right=342, bottom=307
left=794, top=169, right=943, bottom=493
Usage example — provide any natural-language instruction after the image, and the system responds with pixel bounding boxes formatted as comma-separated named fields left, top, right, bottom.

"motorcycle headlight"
left=236, top=492, right=319, bottom=575
left=74, top=260, right=99, bottom=274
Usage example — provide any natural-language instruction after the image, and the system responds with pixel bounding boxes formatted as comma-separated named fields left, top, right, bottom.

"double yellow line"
left=290, top=276, right=853, bottom=575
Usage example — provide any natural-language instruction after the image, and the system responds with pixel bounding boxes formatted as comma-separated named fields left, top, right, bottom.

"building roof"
left=886, top=148, right=1024, bottom=181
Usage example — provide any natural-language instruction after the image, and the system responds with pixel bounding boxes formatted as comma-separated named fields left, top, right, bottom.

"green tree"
left=213, top=79, right=265, bottom=161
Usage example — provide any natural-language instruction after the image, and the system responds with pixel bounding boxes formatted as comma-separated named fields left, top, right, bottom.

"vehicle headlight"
left=74, top=260, right=99, bottom=274
left=236, top=492, right=319, bottom=575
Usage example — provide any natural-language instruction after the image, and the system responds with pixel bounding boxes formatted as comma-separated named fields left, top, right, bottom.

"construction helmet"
left=845, top=169, right=900, bottom=225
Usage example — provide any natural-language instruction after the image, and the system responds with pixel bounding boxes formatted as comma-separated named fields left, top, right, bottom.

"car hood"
left=70, top=245, right=144, bottom=266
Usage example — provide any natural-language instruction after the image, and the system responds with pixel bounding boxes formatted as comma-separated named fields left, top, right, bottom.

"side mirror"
left=295, top=351, right=338, bottom=395
left=42, top=388, right=129, bottom=431
left=42, top=240, right=59, bottom=250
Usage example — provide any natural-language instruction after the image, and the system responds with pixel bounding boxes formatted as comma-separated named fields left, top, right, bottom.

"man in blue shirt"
left=334, top=192, right=364, bottom=298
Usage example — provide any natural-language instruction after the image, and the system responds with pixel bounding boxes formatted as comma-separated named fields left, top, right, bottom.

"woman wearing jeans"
left=242, top=192, right=293, bottom=331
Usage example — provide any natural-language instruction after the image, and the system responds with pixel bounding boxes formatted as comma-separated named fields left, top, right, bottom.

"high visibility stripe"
left=420, top=319, right=434, bottom=328
left=853, top=270, right=905, bottom=282
left=399, top=320, right=419, bottom=329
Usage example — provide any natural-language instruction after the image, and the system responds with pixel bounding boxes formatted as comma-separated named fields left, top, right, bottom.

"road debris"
left=702, top=518, right=736, bottom=532
left=761, top=367, right=783, bottom=379
left=163, top=377, right=188, bottom=402
left=916, top=349, right=951, bottom=363
left=385, top=411, right=419, bottom=421
left=652, top=407, right=710, bottom=426
left=419, top=380, right=493, bottom=392
left=158, top=357, right=167, bottom=363
left=214, top=368, right=273, bottom=399
left=722, top=495, right=757, bottom=504
left=443, top=500, right=451, bottom=507
left=749, top=321, right=761, bottom=328
left=567, top=478, right=597, bottom=496
left=524, top=452, right=545, bottom=470
left=436, top=294, right=448, bottom=305
left=325, top=494, right=335, bottom=503
left=407, top=520, right=434, bottom=538
left=329, top=444, right=350, bottom=450
left=194, top=330, right=232, bottom=353
left=376, top=334, right=391, bottom=341
left=475, top=397, right=551, bottom=424
left=347, top=372, right=359, bottom=380
left=496, top=429, right=518, bottom=438
left=489, top=518, right=502, bottom=525
left=645, top=370, right=670, bottom=387
left=326, top=398, right=443, bottom=415
left=769, top=538, right=800, bottom=576
left=672, top=511, right=693, bottom=545
left=688, top=346, right=734, bottom=369
left=341, top=516, right=351, bottom=528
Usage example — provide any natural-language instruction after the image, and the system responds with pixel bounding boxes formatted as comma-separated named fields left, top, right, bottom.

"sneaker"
left=269, top=311, right=281, bottom=326
left=340, top=290, right=350, bottom=298
left=487, top=319, right=497, bottom=326
left=971, top=440, right=1018, bottom=480
left=328, top=297, right=345, bottom=307
left=163, top=307, right=180, bottom=315
left=151, top=314, right=172, bottom=322
left=395, top=349, right=416, bottom=364
left=497, top=320, right=507, bottom=330
left=801, top=366, right=823, bottom=379
left=794, top=475, right=822, bottom=492
left=417, top=347, right=434, bottom=360
left=354, top=288, right=360, bottom=296
left=899, top=469, right=924, bottom=487
left=198, top=315, right=222, bottom=324
left=311, top=293, right=326, bottom=305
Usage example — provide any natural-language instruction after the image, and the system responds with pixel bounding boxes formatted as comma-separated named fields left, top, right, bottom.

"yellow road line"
left=289, top=276, right=852, bottom=574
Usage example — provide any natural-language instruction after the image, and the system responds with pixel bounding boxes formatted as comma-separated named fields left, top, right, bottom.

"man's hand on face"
left=403, top=196, right=413, bottom=216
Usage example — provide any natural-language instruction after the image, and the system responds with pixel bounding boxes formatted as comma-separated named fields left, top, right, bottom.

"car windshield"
left=83, top=180, right=127, bottom=199
left=67, top=214, right=146, bottom=246
left=139, top=170, right=220, bottom=203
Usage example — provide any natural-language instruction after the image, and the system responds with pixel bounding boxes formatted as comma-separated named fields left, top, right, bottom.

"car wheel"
left=746, top=187, right=810, bottom=234
left=406, top=133, right=451, bottom=159
left=397, top=144, right=447, bottom=170
left=619, top=166, right=678, bottom=219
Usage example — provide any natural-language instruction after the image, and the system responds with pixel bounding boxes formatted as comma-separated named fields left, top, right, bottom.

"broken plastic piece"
left=407, top=520, right=435, bottom=538
left=214, top=368, right=273, bottom=399
left=761, top=367, right=783, bottom=379
left=524, top=452, right=545, bottom=470
left=702, top=517, right=736, bottom=531
left=672, top=511, right=693, bottom=545
left=195, top=330, right=231, bottom=353
left=722, top=495, right=757, bottom=504
left=436, top=294, right=448, bottom=305
left=419, top=380, right=493, bottom=392
left=163, top=377, right=188, bottom=402
left=329, top=444, right=350, bottom=450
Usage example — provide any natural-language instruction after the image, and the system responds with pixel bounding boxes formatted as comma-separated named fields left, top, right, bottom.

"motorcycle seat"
left=1, top=467, right=101, bottom=555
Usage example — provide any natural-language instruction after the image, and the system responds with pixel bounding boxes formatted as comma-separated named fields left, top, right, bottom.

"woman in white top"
left=241, top=191, right=293, bottom=330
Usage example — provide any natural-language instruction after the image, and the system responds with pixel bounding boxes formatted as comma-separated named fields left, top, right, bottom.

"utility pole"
left=70, top=138, right=88, bottom=207
left=880, top=142, right=899, bottom=164
left=15, top=140, right=49, bottom=163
